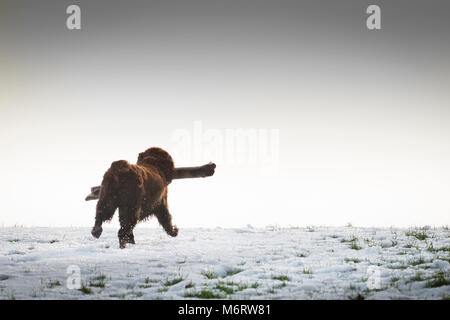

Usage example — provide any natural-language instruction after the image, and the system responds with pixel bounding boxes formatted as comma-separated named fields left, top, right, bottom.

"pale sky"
left=1, top=1, right=449, bottom=228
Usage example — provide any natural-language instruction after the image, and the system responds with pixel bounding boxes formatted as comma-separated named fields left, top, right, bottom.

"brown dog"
left=90, top=147, right=215, bottom=248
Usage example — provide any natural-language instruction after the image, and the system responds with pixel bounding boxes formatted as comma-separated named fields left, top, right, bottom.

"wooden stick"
left=85, top=162, right=216, bottom=201
left=173, top=162, right=216, bottom=179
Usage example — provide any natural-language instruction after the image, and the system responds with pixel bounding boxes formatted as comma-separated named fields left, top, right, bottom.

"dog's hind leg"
left=128, top=230, right=135, bottom=244
left=154, top=196, right=178, bottom=237
left=118, top=205, right=140, bottom=248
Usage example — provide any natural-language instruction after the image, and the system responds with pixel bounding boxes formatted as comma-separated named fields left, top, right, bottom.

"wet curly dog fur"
left=91, top=147, right=179, bottom=248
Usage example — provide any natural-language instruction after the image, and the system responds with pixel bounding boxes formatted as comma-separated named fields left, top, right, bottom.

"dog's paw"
left=91, top=225, right=103, bottom=239
left=169, top=226, right=179, bottom=237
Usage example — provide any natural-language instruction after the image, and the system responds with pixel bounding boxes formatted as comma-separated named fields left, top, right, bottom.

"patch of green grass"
left=223, top=280, right=259, bottom=291
left=296, top=252, right=308, bottom=258
left=225, top=268, right=243, bottom=277
left=236, top=282, right=249, bottom=291
left=388, top=264, right=408, bottom=270
left=144, top=277, right=158, bottom=284
left=6, top=290, right=16, bottom=300
left=428, top=244, right=450, bottom=253
left=381, top=240, right=398, bottom=248
left=273, top=281, right=287, bottom=289
left=236, top=282, right=250, bottom=291
left=390, top=276, right=400, bottom=286
left=442, top=295, right=450, bottom=300
left=184, top=289, right=224, bottom=299
left=139, top=277, right=156, bottom=288
left=8, top=239, right=20, bottom=243
left=272, top=274, right=290, bottom=281
left=436, top=255, right=450, bottom=263
left=344, top=257, right=361, bottom=263
left=201, top=270, right=218, bottom=279
left=92, top=274, right=107, bottom=281
left=184, top=281, right=195, bottom=289
left=408, top=256, right=427, bottom=266
left=348, top=293, right=365, bottom=300
left=341, top=236, right=358, bottom=243
left=31, top=287, right=45, bottom=298
left=88, top=273, right=107, bottom=288
left=350, top=241, right=362, bottom=250
left=158, top=287, right=169, bottom=293
left=425, top=271, right=450, bottom=288
left=89, top=280, right=105, bottom=288
left=301, top=268, right=313, bottom=275
left=405, top=229, right=428, bottom=241
left=266, top=287, right=276, bottom=294
left=411, top=272, right=424, bottom=282
left=78, top=283, right=92, bottom=294
left=370, top=260, right=384, bottom=267
left=45, top=280, right=62, bottom=288
left=163, top=277, right=184, bottom=287
left=214, top=281, right=235, bottom=295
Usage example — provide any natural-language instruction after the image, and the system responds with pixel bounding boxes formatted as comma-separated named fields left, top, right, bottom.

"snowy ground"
left=0, top=225, right=449, bottom=300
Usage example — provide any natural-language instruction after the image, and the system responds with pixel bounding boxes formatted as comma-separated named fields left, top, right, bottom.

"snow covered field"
left=0, top=225, right=449, bottom=300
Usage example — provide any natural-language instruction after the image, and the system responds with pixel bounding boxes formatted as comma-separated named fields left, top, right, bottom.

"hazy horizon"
left=1, top=1, right=450, bottom=228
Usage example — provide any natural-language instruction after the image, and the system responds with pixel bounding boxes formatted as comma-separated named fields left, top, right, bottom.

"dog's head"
left=137, top=147, right=175, bottom=183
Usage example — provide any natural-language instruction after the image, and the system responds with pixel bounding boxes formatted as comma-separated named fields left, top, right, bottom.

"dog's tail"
left=85, top=160, right=130, bottom=200
left=85, top=186, right=101, bottom=201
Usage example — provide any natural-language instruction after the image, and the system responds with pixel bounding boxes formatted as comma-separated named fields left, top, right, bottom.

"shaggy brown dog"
left=91, top=147, right=213, bottom=248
